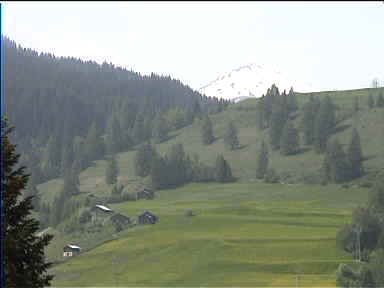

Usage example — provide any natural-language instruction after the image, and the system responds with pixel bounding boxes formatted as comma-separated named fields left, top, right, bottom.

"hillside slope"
left=38, top=86, right=384, bottom=205
left=37, top=86, right=384, bottom=287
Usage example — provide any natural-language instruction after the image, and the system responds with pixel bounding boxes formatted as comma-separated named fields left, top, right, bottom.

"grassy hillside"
left=49, top=182, right=370, bottom=287
left=36, top=87, right=384, bottom=287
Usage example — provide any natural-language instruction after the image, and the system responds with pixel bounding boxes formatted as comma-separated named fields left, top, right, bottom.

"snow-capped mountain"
left=199, top=63, right=315, bottom=102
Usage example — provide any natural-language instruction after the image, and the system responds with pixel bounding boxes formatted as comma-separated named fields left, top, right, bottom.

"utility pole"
left=353, top=226, right=362, bottom=262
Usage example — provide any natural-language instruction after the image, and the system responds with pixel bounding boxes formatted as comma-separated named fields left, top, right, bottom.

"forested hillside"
left=4, top=37, right=229, bottom=185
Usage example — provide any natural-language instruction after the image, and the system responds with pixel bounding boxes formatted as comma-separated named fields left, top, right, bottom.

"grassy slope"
left=50, top=182, right=368, bottom=287
left=37, top=87, right=384, bottom=287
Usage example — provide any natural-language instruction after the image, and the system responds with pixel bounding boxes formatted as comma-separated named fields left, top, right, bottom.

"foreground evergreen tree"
left=3, top=119, right=54, bottom=287
left=24, top=173, right=40, bottom=212
left=256, top=140, right=269, bottom=179
left=280, top=120, right=299, bottom=155
left=215, top=154, right=234, bottom=183
left=223, top=120, right=239, bottom=150
left=201, top=114, right=214, bottom=145
left=105, top=154, right=119, bottom=184
left=347, top=128, right=364, bottom=179
left=134, top=142, right=155, bottom=177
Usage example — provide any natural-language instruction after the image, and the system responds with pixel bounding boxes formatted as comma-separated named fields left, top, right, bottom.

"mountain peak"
left=199, top=63, right=314, bottom=102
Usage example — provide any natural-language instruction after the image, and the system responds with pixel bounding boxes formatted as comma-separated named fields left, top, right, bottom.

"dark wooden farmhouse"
left=63, top=244, right=81, bottom=257
left=91, top=204, right=113, bottom=223
left=110, top=213, right=131, bottom=226
left=137, top=188, right=155, bottom=200
left=138, top=211, right=158, bottom=224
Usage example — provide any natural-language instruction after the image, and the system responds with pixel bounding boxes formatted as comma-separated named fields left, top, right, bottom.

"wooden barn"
left=91, top=204, right=113, bottom=223
left=63, top=244, right=81, bottom=257
left=137, top=188, right=155, bottom=200
left=138, top=211, right=158, bottom=224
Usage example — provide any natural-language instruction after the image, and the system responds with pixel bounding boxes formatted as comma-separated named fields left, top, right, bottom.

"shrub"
left=265, top=168, right=280, bottom=183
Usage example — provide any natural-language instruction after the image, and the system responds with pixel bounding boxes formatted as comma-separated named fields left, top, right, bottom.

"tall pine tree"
left=223, top=120, right=239, bottom=150
left=201, top=114, right=214, bottom=145
left=105, top=154, right=119, bottom=185
left=280, top=120, right=299, bottom=155
left=347, top=128, right=364, bottom=179
left=3, top=119, right=54, bottom=287
left=256, top=140, right=269, bottom=179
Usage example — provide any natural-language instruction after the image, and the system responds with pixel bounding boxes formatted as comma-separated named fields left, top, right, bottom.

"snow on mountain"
left=199, top=63, right=315, bottom=102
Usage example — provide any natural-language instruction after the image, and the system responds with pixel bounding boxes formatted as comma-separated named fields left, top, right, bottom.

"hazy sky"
left=2, top=1, right=384, bottom=92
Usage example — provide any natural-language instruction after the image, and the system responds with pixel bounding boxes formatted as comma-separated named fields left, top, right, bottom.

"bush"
left=359, top=181, right=373, bottom=188
left=184, top=209, right=195, bottom=217
left=79, top=210, right=92, bottom=224
left=265, top=168, right=280, bottom=183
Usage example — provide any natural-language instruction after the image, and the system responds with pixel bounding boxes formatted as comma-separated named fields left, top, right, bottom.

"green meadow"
left=49, top=182, right=369, bottom=287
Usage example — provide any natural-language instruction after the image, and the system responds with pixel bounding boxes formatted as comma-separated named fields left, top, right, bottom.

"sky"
left=2, top=1, right=384, bottom=92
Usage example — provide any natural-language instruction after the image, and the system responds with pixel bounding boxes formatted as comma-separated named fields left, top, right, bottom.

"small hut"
left=63, top=244, right=81, bottom=257
left=138, top=211, right=158, bottom=225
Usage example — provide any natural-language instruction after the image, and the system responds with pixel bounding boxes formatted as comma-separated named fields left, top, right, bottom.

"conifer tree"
left=300, top=96, right=320, bottom=145
left=24, top=174, right=40, bottom=212
left=143, top=116, right=153, bottom=142
left=60, top=144, right=74, bottom=177
left=347, top=128, right=364, bottom=179
left=256, top=98, right=265, bottom=130
left=269, top=105, right=285, bottom=150
left=150, top=153, right=168, bottom=189
left=106, top=115, right=123, bottom=155
left=166, top=143, right=189, bottom=186
left=85, top=121, right=104, bottom=161
left=3, top=119, right=54, bottom=287
left=314, top=97, right=335, bottom=153
left=280, top=120, right=299, bottom=155
left=322, top=139, right=348, bottom=183
left=368, top=93, right=374, bottom=109
left=62, top=160, right=80, bottom=197
left=353, top=96, right=359, bottom=113
left=223, top=120, right=239, bottom=150
left=105, top=154, right=119, bottom=184
left=377, top=92, right=384, bottom=108
left=287, top=87, right=298, bottom=112
left=132, top=114, right=145, bottom=144
left=256, top=140, right=269, bottom=179
left=152, top=113, right=169, bottom=143
left=201, top=114, right=214, bottom=145
left=134, top=142, right=155, bottom=177
left=215, top=154, right=233, bottom=183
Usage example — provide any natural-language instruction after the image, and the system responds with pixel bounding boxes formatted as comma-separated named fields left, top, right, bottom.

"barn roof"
left=95, top=204, right=112, bottom=212
left=66, top=244, right=81, bottom=250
